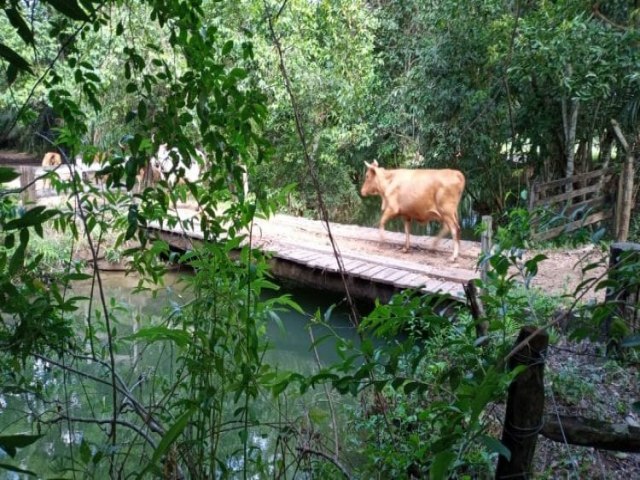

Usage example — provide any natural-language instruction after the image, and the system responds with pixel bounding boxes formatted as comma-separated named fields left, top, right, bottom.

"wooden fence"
left=528, top=167, right=615, bottom=241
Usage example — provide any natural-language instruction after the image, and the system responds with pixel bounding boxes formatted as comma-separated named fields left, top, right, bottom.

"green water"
left=0, top=272, right=364, bottom=478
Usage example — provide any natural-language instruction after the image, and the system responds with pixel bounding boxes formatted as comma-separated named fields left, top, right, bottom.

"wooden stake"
left=20, top=166, right=36, bottom=204
left=480, top=215, right=492, bottom=284
left=464, top=279, right=489, bottom=341
left=496, top=326, right=548, bottom=479
left=603, top=242, right=640, bottom=350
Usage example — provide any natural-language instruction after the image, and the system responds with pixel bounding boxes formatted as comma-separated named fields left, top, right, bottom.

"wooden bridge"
left=149, top=212, right=482, bottom=303
left=3, top=162, right=482, bottom=302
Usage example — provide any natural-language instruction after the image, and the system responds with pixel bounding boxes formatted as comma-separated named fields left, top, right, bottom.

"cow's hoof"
left=448, top=256, right=458, bottom=263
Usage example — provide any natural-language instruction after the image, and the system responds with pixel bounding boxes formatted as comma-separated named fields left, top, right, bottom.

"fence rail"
left=529, top=167, right=614, bottom=241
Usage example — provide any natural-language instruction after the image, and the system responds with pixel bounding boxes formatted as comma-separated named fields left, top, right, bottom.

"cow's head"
left=360, top=160, right=381, bottom=196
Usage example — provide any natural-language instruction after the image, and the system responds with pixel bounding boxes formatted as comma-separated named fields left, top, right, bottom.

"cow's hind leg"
left=433, top=223, right=450, bottom=248
left=402, top=218, right=411, bottom=252
left=441, top=214, right=461, bottom=262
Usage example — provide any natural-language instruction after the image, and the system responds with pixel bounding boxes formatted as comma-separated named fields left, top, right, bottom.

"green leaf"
left=79, top=440, right=91, bottom=464
left=403, top=381, right=422, bottom=394
left=308, top=406, right=328, bottom=423
left=430, top=450, right=455, bottom=480
left=5, top=207, right=58, bottom=230
left=7, top=63, right=18, bottom=84
left=229, top=67, right=247, bottom=79
left=222, top=40, right=234, bottom=56
left=44, top=0, right=91, bottom=21
left=0, top=463, right=38, bottom=476
left=141, top=407, right=196, bottom=478
left=8, top=244, right=26, bottom=275
left=4, top=233, right=15, bottom=249
left=138, top=99, right=147, bottom=121
left=479, top=434, right=511, bottom=460
left=125, top=326, right=191, bottom=348
left=0, top=434, right=43, bottom=458
left=0, top=42, right=33, bottom=74
left=5, top=8, right=34, bottom=45
left=0, top=166, right=20, bottom=183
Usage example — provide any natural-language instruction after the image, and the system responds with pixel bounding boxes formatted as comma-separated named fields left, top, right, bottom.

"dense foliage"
left=0, top=0, right=639, bottom=478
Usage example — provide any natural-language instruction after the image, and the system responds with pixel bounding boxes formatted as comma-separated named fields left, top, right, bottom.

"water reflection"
left=1, top=272, right=363, bottom=478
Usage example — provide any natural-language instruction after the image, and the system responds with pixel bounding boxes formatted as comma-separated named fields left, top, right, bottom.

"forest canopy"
left=1, top=0, right=637, bottom=220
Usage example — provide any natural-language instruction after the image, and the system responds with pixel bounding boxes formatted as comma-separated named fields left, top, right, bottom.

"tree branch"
left=295, top=447, right=351, bottom=479
left=42, top=415, right=157, bottom=449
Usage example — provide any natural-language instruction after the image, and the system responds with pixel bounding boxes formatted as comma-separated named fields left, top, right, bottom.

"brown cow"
left=360, top=160, right=465, bottom=262
left=136, top=163, right=163, bottom=191
left=41, top=152, right=62, bottom=189
left=41, top=151, right=62, bottom=167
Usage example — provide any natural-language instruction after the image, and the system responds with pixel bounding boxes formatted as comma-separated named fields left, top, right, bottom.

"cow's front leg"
left=378, top=208, right=396, bottom=245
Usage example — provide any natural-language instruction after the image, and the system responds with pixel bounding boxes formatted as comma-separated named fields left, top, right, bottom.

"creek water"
left=0, top=272, right=365, bottom=478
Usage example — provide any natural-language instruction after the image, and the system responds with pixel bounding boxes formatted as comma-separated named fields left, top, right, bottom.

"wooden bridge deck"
left=149, top=213, right=482, bottom=303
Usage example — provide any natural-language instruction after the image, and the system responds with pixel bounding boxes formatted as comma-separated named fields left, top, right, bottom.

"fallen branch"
left=295, top=447, right=350, bottom=479
left=542, top=414, right=640, bottom=453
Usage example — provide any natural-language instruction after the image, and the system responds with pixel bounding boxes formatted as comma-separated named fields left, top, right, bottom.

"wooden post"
left=528, top=182, right=537, bottom=212
left=603, top=242, right=640, bottom=347
left=464, top=279, right=489, bottom=341
left=465, top=216, right=493, bottom=343
left=480, top=215, right=492, bottom=284
left=131, top=313, right=139, bottom=370
left=496, top=326, right=548, bottom=479
left=611, top=119, right=635, bottom=242
left=615, top=171, right=624, bottom=239
left=20, top=166, right=36, bottom=204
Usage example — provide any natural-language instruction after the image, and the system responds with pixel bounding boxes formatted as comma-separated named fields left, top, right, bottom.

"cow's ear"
left=372, top=159, right=379, bottom=167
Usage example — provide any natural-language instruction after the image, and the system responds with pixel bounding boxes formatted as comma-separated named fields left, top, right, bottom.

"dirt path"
left=255, top=214, right=609, bottom=303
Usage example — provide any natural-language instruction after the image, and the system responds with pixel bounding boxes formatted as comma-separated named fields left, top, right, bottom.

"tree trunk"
left=597, top=129, right=614, bottom=195
left=611, top=119, right=635, bottom=241
left=619, top=152, right=635, bottom=241
left=561, top=96, right=579, bottom=192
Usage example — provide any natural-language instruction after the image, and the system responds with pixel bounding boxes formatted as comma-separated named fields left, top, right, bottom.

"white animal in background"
left=73, top=154, right=101, bottom=182
left=151, top=144, right=203, bottom=186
